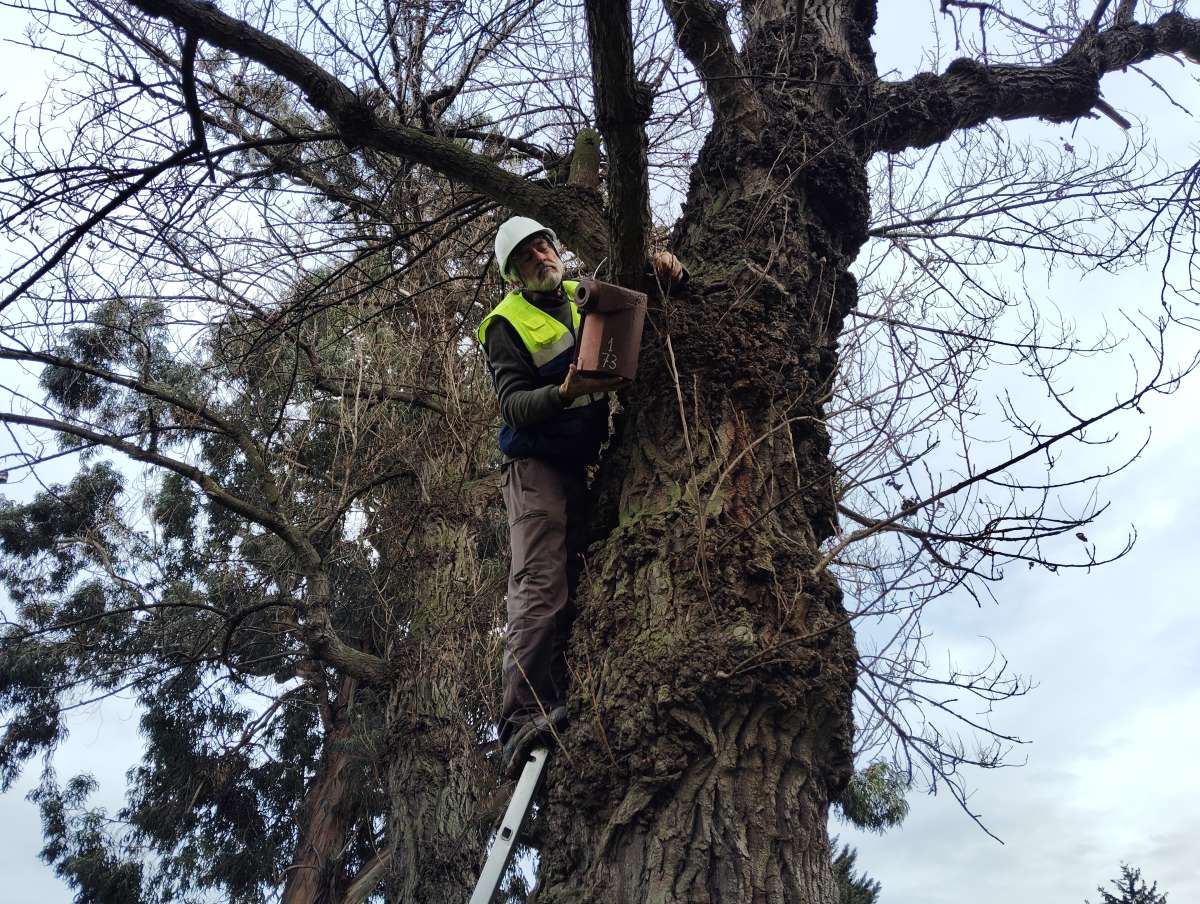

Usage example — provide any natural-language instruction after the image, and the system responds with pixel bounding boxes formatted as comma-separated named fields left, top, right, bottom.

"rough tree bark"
left=534, top=3, right=873, bottom=900
left=382, top=679, right=492, bottom=904
left=372, top=469, right=501, bottom=904
left=534, top=5, right=1200, bottom=898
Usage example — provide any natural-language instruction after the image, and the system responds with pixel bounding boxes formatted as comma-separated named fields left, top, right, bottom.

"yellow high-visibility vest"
left=477, top=281, right=582, bottom=372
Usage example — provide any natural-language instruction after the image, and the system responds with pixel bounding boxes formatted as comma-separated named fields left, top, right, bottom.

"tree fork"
left=535, top=4, right=876, bottom=899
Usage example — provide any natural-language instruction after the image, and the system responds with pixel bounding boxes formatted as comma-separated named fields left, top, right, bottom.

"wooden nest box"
left=573, top=278, right=647, bottom=381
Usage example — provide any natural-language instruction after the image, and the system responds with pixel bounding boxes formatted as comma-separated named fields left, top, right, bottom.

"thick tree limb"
left=583, top=0, right=652, bottom=286
left=1115, top=0, right=1137, bottom=26
left=298, top=585, right=391, bottom=685
left=871, top=12, right=1200, bottom=154
left=340, top=849, right=391, bottom=904
left=662, top=0, right=765, bottom=140
left=1085, top=0, right=1114, bottom=33
left=123, top=0, right=607, bottom=261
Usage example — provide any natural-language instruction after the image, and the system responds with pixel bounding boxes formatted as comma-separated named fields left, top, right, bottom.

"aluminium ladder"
left=468, top=746, right=551, bottom=904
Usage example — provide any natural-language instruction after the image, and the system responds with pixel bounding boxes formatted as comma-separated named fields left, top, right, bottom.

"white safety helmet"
left=494, top=216, right=558, bottom=283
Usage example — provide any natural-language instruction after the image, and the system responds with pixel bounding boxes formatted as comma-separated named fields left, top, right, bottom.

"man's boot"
left=501, top=706, right=567, bottom=779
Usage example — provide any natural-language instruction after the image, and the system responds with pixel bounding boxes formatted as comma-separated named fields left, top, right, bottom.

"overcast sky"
left=835, top=6, right=1200, bottom=901
left=839, top=366, right=1200, bottom=903
left=2, top=2, right=1200, bottom=902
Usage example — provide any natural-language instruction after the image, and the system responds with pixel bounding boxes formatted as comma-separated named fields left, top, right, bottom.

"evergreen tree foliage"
left=830, top=838, right=881, bottom=904
left=834, top=762, right=910, bottom=834
left=31, top=773, right=145, bottom=904
left=1088, top=864, right=1168, bottom=904
left=0, top=243, right=502, bottom=900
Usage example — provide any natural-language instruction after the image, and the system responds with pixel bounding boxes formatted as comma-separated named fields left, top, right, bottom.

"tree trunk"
left=383, top=678, right=492, bottom=904
left=283, top=678, right=359, bottom=904
left=374, top=473, right=502, bottom=904
left=536, top=3, right=876, bottom=900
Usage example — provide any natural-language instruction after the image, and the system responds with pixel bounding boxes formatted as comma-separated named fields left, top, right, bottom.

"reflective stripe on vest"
left=566, top=390, right=604, bottom=409
left=477, top=281, right=582, bottom=369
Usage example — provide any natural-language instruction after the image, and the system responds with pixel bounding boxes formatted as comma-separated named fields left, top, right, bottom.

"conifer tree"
left=831, top=838, right=882, bottom=904
left=1089, top=864, right=1169, bottom=904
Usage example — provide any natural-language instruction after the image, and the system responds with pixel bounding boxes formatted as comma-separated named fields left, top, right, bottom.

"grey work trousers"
left=499, top=457, right=588, bottom=742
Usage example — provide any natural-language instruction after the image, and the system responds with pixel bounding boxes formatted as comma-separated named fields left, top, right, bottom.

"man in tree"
left=480, top=216, right=684, bottom=775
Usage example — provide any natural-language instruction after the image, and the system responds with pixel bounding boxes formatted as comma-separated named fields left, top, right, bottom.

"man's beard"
left=522, top=259, right=563, bottom=292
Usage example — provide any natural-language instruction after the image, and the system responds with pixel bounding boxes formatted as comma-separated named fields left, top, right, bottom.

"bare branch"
left=1, top=143, right=199, bottom=312
left=0, top=411, right=285, bottom=535
left=123, top=0, right=608, bottom=260
left=815, top=349, right=1191, bottom=575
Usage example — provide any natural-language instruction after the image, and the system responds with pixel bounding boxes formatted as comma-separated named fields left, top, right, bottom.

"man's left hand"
left=651, top=251, right=684, bottom=286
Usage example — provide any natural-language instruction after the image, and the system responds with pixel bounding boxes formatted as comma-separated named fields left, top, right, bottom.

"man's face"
left=511, top=235, right=563, bottom=291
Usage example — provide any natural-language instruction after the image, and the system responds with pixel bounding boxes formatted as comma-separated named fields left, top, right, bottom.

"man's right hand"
left=559, top=363, right=628, bottom=403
